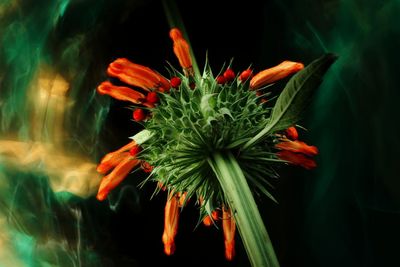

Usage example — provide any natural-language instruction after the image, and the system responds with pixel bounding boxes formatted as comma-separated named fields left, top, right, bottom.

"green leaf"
left=200, top=94, right=216, bottom=119
left=243, top=53, right=337, bottom=150
left=130, top=129, right=153, bottom=145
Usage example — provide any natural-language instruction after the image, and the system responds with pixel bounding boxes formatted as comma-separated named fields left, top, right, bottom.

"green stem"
left=208, top=152, right=280, bottom=267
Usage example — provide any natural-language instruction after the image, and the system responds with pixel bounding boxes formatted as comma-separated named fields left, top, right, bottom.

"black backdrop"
left=1, top=0, right=399, bottom=266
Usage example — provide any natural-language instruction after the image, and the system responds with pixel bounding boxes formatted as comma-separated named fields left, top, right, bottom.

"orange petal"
left=96, top=156, right=140, bottom=201
left=275, top=140, right=318, bottom=156
left=162, top=193, right=180, bottom=255
left=222, top=208, right=236, bottom=261
left=108, top=58, right=170, bottom=91
left=97, top=81, right=145, bottom=104
left=97, top=140, right=137, bottom=172
left=277, top=150, right=317, bottom=170
left=250, top=61, right=304, bottom=89
left=169, top=28, right=193, bottom=74
left=97, top=151, right=130, bottom=174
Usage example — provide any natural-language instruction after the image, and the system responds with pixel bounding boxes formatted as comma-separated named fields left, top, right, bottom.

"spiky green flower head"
left=96, top=26, right=337, bottom=265
left=140, top=64, right=278, bottom=217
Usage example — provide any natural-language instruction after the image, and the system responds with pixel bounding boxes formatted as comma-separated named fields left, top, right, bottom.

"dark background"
left=1, top=0, right=399, bottom=266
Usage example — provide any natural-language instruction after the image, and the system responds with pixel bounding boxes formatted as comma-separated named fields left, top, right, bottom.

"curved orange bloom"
left=97, top=140, right=137, bottom=173
left=275, top=140, right=318, bottom=156
left=96, top=151, right=130, bottom=175
left=96, top=141, right=141, bottom=201
left=169, top=28, right=193, bottom=76
left=277, top=150, right=317, bottom=170
left=97, top=81, right=145, bottom=104
left=107, top=58, right=170, bottom=92
left=97, top=156, right=140, bottom=201
left=250, top=61, right=304, bottom=89
left=162, top=192, right=180, bottom=255
left=222, top=208, right=236, bottom=261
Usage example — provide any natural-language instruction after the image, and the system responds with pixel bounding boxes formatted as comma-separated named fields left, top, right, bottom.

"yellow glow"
left=0, top=66, right=101, bottom=198
left=0, top=140, right=101, bottom=198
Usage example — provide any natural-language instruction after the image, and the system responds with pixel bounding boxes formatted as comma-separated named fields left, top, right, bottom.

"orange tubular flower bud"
left=239, top=69, right=253, bottom=82
left=277, top=150, right=317, bottom=170
left=107, top=58, right=170, bottom=92
left=146, top=92, right=159, bottom=104
left=216, top=75, right=226, bottom=84
left=133, top=108, right=146, bottom=121
left=275, top=140, right=318, bottom=156
left=169, top=28, right=193, bottom=76
left=223, top=68, right=235, bottom=82
left=97, top=81, right=145, bottom=104
left=162, top=193, right=180, bottom=256
left=96, top=157, right=140, bottom=201
left=286, top=126, right=299, bottom=140
left=97, top=152, right=130, bottom=175
left=97, top=141, right=137, bottom=174
left=203, top=210, right=220, bottom=227
left=222, top=208, right=236, bottom=261
left=170, top=76, right=181, bottom=88
left=250, top=61, right=304, bottom=89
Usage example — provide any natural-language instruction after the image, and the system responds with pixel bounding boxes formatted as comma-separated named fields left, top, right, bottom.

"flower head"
left=95, top=27, right=335, bottom=263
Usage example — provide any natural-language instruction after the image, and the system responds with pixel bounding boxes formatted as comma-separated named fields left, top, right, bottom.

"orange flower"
left=97, top=81, right=145, bottom=104
left=276, top=150, right=317, bottom=170
left=222, top=208, right=236, bottom=261
left=275, top=140, right=318, bottom=156
left=250, top=61, right=304, bottom=89
left=169, top=28, right=193, bottom=76
left=97, top=141, right=137, bottom=174
left=107, top=58, right=170, bottom=92
left=96, top=151, right=130, bottom=175
left=97, top=156, right=140, bottom=201
left=96, top=141, right=141, bottom=201
left=162, top=192, right=180, bottom=255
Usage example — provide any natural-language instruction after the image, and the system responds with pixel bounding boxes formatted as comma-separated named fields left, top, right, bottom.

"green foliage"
left=243, top=54, right=338, bottom=149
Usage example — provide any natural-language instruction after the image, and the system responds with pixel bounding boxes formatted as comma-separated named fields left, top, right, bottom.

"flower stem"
left=208, top=152, right=280, bottom=267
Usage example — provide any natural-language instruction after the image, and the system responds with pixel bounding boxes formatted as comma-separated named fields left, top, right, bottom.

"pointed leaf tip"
left=243, top=53, right=337, bottom=150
